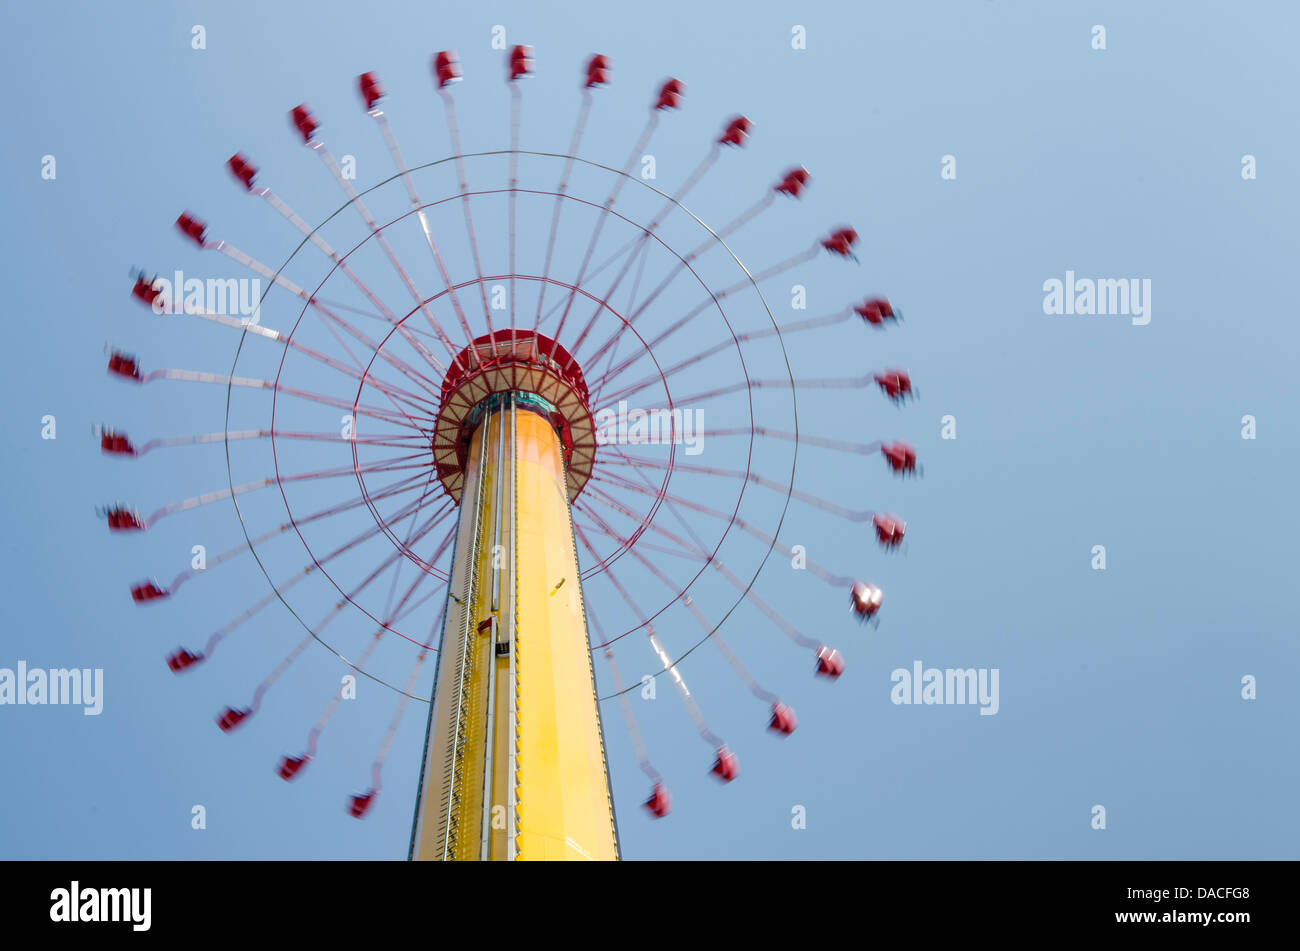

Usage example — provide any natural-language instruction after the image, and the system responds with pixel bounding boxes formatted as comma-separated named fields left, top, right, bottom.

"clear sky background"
left=1, top=0, right=1297, bottom=860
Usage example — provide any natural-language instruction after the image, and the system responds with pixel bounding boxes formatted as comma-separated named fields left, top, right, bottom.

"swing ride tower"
left=102, top=46, right=924, bottom=867
left=409, top=328, right=618, bottom=861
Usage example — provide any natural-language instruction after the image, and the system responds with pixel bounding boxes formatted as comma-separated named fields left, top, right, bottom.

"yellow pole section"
left=410, top=401, right=618, bottom=861
left=512, top=407, right=619, bottom=861
left=410, top=411, right=495, bottom=861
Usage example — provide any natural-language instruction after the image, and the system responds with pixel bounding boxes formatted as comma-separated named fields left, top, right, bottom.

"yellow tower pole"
left=410, top=395, right=620, bottom=860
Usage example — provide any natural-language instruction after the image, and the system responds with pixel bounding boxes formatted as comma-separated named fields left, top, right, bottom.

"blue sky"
left=1, top=0, right=1297, bottom=860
